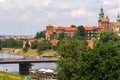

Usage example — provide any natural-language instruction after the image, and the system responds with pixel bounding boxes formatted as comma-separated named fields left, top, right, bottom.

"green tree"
left=23, top=47, right=28, bottom=53
left=50, top=34, right=55, bottom=40
left=35, top=30, right=46, bottom=39
left=71, top=25, right=77, bottom=28
left=57, top=31, right=120, bottom=80
left=2, top=39, right=23, bottom=48
left=37, top=40, right=52, bottom=54
left=58, top=33, right=65, bottom=40
left=57, top=38, right=88, bottom=80
left=31, top=41, right=38, bottom=49
left=25, top=41, right=30, bottom=48
left=78, top=31, right=120, bottom=80
left=74, top=25, right=85, bottom=39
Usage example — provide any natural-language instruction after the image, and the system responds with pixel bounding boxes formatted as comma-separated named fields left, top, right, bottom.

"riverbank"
left=1, top=48, right=58, bottom=57
left=0, top=70, right=35, bottom=80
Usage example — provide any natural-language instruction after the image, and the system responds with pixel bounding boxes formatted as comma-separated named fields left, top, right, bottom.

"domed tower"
left=114, top=12, right=120, bottom=34
left=98, top=7, right=104, bottom=26
left=46, top=24, right=54, bottom=40
left=101, top=16, right=109, bottom=31
left=116, top=12, right=120, bottom=22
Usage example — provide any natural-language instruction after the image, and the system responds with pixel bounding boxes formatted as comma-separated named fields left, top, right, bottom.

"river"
left=0, top=52, right=57, bottom=73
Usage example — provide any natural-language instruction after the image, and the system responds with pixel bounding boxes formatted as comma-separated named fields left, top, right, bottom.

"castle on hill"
left=45, top=8, right=120, bottom=40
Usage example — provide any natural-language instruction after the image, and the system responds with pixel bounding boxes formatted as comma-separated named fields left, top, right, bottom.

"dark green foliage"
left=23, top=47, right=28, bottom=53
left=31, top=41, right=38, bottom=49
left=79, top=32, right=120, bottom=80
left=74, top=25, right=85, bottom=39
left=2, top=38, right=23, bottom=48
left=35, top=30, right=46, bottom=39
left=0, top=45, right=2, bottom=50
left=57, top=39, right=88, bottom=80
left=37, top=40, right=52, bottom=54
left=25, top=41, right=30, bottom=48
left=58, top=33, right=65, bottom=40
left=57, top=31, right=120, bottom=80
left=51, top=45, right=57, bottom=51
left=0, top=40, right=2, bottom=50
left=71, top=25, right=77, bottom=28
left=50, top=34, right=55, bottom=40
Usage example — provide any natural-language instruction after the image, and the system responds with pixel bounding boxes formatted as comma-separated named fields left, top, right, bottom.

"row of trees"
left=57, top=31, right=120, bottom=80
left=0, top=38, right=23, bottom=50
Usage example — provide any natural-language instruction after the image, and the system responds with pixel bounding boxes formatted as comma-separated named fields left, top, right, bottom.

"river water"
left=0, top=52, right=57, bottom=73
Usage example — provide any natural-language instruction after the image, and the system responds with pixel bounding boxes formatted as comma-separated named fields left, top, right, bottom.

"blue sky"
left=0, top=0, right=119, bottom=35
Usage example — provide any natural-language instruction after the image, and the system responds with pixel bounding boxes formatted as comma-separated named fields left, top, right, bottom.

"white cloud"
left=0, top=0, right=5, bottom=3
left=19, top=12, right=32, bottom=22
left=70, top=8, right=87, bottom=18
left=47, top=12, right=57, bottom=18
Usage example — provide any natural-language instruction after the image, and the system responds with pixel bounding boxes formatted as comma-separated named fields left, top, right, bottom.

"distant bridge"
left=0, top=57, right=58, bottom=64
left=0, top=57, right=58, bottom=75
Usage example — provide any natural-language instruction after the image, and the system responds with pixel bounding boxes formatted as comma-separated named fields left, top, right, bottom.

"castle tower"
left=98, top=7, right=104, bottom=26
left=116, top=12, right=120, bottom=22
left=101, top=16, right=109, bottom=31
left=46, top=24, right=54, bottom=40
left=113, top=12, right=120, bottom=34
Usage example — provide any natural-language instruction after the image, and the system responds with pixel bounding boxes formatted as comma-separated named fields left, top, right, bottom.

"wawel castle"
left=46, top=8, right=120, bottom=40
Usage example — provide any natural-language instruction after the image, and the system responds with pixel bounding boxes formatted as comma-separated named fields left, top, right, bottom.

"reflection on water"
left=0, top=53, right=57, bottom=73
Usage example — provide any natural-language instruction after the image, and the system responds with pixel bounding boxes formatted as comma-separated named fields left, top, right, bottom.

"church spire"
left=116, top=12, right=120, bottom=22
left=99, top=7, right=104, bottom=20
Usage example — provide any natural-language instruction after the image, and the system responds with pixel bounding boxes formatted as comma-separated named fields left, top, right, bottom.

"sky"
left=0, top=0, right=120, bottom=35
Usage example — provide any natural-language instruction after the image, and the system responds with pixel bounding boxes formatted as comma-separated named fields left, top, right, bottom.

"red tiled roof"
left=53, top=28, right=56, bottom=32
left=97, top=26, right=102, bottom=28
left=65, top=28, right=77, bottom=31
left=102, top=18, right=109, bottom=22
left=87, top=40, right=94, bottom=49
left=47, top=24, right=53, bottom=26
left=84, top=27, right=94, bottom=31
left=50, top=39, right=58, bottom=45
left=56, top=26, right=65, bottom=30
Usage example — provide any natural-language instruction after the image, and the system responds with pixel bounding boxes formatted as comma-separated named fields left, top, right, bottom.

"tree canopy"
left=70, top=25, right=77, bottom=28
left=74, top=25, right=85, bottom=39
left=57, top=38, right=88, bottom=80
left=57, top=31, right=120, bottom=80
left=35, top=30, right=46, bottom=39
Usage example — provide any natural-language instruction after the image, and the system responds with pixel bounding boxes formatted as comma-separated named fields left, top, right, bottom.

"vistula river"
left=0, top=52, right=57, bottom=74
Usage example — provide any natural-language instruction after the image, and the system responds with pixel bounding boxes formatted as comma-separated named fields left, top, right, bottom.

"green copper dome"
left=99, top=8, right=104, bottom=15
left=99, top=7, right=104, bottom=20
left=116, top=13, right=120, bottom=22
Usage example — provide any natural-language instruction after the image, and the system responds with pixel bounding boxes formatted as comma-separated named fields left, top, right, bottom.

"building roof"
left=47, top=24, right=53, bottom=26
left=102, top=18, right=109, bottom=22
left=53, top=28, right=56, bottom=33
left=50, top=39, right=58, bottom=45
left=65, top=28, right=77, bottom=31
left=84, top=27, right=94, bottom=31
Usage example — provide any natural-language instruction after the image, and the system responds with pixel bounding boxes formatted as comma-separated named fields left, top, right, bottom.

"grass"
left=0, top=70, right=35, bottom=80
left=1, top=48, right=58, bottom=57
left=41, top=49, right=58, bottom=57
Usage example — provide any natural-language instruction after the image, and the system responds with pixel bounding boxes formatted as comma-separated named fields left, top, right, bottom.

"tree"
left=50, top=34, right=55, bottom=40
left=23, top=47, right=28, bottom=53
left=37, top=40, right=52, bottom=54
left=57, top=31, right=120, bottom=80
left=2, top=38, right=23, bottom=48
left=71, top=25, right=77, bottom=28
left=74, top=25, right=85, bottom=39
left=35, top=30, right=46, bottom=39
left=58, top=33, right=65, bottom=40
left=57, top=38, right=88, bottom=80
left=78, top=31, right=120, bottom=80
left=31, top=41, right=38, bottom=49
left=25, top=41, right=30, bottom=48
